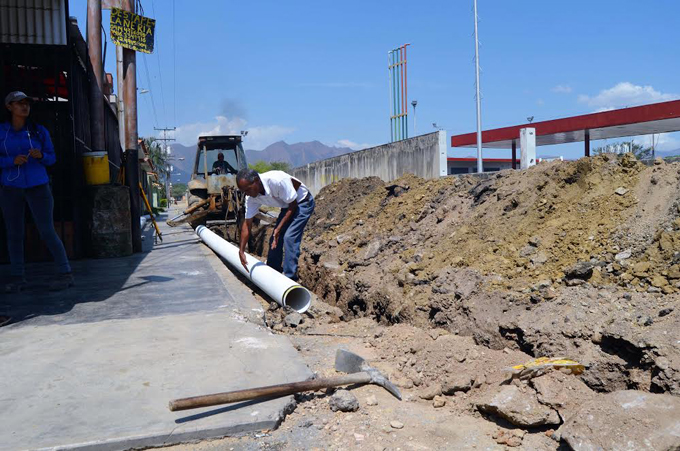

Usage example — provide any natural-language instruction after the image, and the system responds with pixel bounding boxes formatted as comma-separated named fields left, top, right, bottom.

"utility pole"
left=87, top=0, right=105, bottom=158
left=473, top=0, right=483, bottom=173
left=122, top=0, right=141, bottom=252
left=155, top=127, right=176, bottom=203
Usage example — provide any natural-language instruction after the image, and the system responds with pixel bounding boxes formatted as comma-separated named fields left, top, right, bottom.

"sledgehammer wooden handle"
left=169, top=372, right=371, bottom=411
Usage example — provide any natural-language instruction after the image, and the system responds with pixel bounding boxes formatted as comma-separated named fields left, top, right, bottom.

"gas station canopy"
left=451, top=100, right=680, bottom=149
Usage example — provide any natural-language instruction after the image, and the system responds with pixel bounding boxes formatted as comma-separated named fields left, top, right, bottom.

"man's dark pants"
left=267, top=195, right=315, bottom=281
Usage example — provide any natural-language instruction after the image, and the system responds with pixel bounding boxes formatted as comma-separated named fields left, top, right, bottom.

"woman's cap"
left=4, top=91, right=30, bottom=106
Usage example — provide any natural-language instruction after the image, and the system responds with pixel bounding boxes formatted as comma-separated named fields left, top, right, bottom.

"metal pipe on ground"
left=195, top=225, right=312, bottom=313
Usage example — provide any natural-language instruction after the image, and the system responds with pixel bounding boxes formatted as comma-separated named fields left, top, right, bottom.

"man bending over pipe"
left=236, top=168, right=315, bottom=281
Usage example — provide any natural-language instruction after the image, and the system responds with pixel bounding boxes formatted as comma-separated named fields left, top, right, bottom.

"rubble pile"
left=302, top=155, right=680, bottom=304
left=299, top=155, right=680, bottom=326
left=288, top=155, right=680, bottom=448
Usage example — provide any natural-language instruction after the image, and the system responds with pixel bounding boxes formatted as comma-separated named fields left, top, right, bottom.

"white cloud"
left=335, top=139, right=373, bottom=150
left=536, top=98, right=545, bottom=106
left=636, top=133, right=680, bottom=152
left=578, top=82, right=679, bottom=110
left=552, top=84, right=573, bottom=93
left=173, top=116, right=294, bottom=150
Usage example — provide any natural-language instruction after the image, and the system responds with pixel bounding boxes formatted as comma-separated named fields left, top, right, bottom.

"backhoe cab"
left=168, top=135, right=247, bottom=235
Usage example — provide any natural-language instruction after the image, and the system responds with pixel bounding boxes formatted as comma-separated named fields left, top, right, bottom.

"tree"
left=143, top=137, right=170, bottom=182
left=270, top=161, right=292, bottom=172
left=171, top=183, right=187, bottom=198
left=248, top=160, right=292, bottom=173
left=249, top=160, right=272, bottom=173
left=592, top=140, right=652, bottom=160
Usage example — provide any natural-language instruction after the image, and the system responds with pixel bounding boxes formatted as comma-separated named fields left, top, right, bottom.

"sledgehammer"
left=168, top=349, right=401, bottom=411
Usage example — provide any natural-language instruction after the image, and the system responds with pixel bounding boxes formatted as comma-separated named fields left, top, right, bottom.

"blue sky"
left=70, top=0, right=680, bottom=158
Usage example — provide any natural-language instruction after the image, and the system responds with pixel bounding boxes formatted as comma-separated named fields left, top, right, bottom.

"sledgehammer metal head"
left=334, top=349, right=402, bottom=400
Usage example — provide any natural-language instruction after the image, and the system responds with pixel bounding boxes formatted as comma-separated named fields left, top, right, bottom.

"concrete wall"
left=292, top=131, right=447, bottom=195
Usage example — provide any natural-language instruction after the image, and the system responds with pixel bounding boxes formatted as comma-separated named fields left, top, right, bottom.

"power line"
left=141, top=53, right=159, bottom=128
left=172, top=0, right=177, bottom=127
left=141, top=91, right=157, bottom=130
left=151, top=0, right=168, bottom=128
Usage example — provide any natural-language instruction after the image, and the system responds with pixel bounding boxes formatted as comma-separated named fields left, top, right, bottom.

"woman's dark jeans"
left=0, top=183, right=71, bottom=277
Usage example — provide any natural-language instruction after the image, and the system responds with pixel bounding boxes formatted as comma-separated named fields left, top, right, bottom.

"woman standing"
left=1, top=91, right=73, bottom=293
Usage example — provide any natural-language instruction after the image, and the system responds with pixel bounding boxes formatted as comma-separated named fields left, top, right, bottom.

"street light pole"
left=411, top=100, right=418, bottom=136
left=473, top=0, right=483, bottom=173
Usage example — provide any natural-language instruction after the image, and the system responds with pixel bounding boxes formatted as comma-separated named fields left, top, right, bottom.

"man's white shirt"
left=244, top=171, right=310, bottom=219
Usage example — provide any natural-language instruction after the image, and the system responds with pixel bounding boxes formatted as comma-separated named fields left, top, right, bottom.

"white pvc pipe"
left=196, top=225, right=312, bottom=313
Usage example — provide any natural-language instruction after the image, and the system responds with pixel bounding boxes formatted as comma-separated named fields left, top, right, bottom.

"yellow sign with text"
left=110, top=8, right=155, bottom=54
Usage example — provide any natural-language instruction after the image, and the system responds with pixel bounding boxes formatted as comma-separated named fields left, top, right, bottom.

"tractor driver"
left=212, top=152, right=236, bottom=175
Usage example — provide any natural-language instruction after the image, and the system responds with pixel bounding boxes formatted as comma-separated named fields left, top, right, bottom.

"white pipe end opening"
left=283, top=286, right=312, bottom=314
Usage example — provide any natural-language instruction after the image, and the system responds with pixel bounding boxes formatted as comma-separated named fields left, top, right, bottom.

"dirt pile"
left=300, top=155, right=680, bottom=315
left=297, top=155, right=680, bottom=398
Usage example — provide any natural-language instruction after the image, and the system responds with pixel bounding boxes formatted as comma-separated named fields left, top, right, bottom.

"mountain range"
left=166, top=141, right=680, bottom=186
left=655, top=148, right=680, bottom=158
left=168, top=140, right=355, bottom=184
left=245, top=140, right=354, bottom=167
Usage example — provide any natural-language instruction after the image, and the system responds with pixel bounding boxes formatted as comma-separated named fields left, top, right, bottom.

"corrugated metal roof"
left=0, top=0, right=68, bottom=45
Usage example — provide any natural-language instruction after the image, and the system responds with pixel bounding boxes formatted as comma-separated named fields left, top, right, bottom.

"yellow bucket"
left=83, top=151, right=110, bottom=185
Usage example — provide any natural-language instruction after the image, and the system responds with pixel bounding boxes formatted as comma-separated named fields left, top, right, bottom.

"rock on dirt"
left=432, top=395, right=446, bottom=408
left=492, top=429, right=525, bottom=447
left=530, top=371, right=596, bottom=420
left=363, top=240, right=382, bottom=260
left=365, top=395, right=378, bottom=406
left=442, top=374, right=472, bottom=394
left=564, top=261, right=594, bottom=280
left=329, top=389, right=359, bottom=412
left=390, top=420, right=404, bottom=429
left=560, top=390, right=680, bottom=451
left=615, top=249, right=632, bottom=261
left=477, top=385, right=561, bottom=427
left=419, top=384, right=442, bottom=400
left=284, top=312, right=303, bottom=327
left=305, top=299, right=344, bottom=323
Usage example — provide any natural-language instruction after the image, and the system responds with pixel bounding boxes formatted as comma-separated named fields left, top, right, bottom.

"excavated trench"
left=293, top=156, right=680, bottom=401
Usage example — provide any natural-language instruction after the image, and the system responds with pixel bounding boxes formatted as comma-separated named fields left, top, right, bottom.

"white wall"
left=292, top=131, right=447, bottom=195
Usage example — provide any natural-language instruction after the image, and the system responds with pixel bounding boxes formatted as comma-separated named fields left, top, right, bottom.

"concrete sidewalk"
left=0, top=208, right=311, bottom=450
